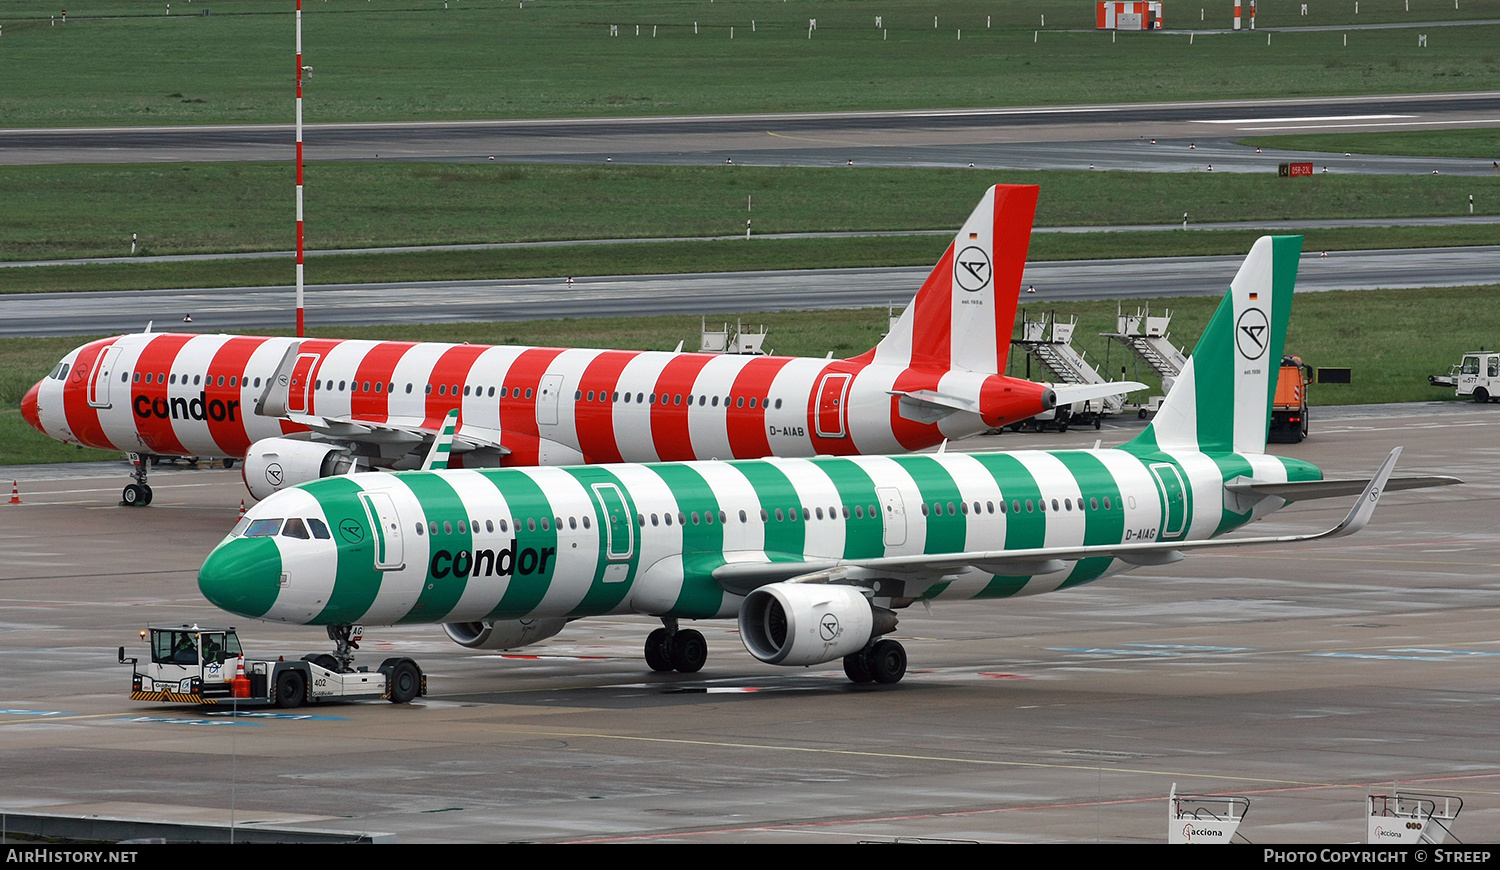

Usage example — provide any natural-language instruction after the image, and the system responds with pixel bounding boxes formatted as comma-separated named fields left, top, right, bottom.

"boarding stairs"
left=1015, top=313, right=1125, bottom=415
left=1103, top=305, right=1189, bottom=382
left=1168, top=783, right=1250, bottom=844
left=1367, top=791, right=1462, bottom=845
left=700, top=318, right=771, bottom=355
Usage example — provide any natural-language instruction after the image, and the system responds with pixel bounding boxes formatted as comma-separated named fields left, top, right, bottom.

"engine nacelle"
left=738, top=583, right=876, bottom=667
left=443, top=618, right=567, bottom=651
left=242, top=437, right=359, bottom=500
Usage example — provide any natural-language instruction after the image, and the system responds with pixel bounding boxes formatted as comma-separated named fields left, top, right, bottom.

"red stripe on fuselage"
left=351, top=341, right=415, bottom=425
left=806, top=360, right=866, bottom=456
left=498, top=347, right=566, bottom=466
left=575, top=350, right=637, bottom=464
left=888, top=367, right=946, bottom=451
left=129, top=334, right=195, bottom=456
left=423, top=344, right=489, bottom=431
left=61, top=338, right=120, bottom=451
left=203, top=337, right=266, bottom=456
left=726, top=356, right=793, bottom=459
left=647, top=354, right=716, bottom=461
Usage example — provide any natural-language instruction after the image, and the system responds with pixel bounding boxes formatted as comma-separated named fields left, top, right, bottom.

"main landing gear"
left=644, top=618, right=708, bottom=674
left=843, top=638, right=908, bottom=685
left=121, top=453, right=153, bottom=507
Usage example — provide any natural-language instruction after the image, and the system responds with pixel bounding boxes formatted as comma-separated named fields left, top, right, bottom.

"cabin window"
left=691, top=511, right=700, bottom=525
left=582, top=516, right=591, bottom=529
left=760, top=509, right=769, bottom=522
left=430, top=522, right=439, bottom=535
left=774, top=509, right=784, bottom=522
left=499, top=519, right=509, bottom=533
left=568, top=517, right=577, bottom=530
left=664, top=513, right=674, bottom=526
left=463, top=386, right=471, bottom=397
left=542, top=517, right=551, bottom=531
left=458, top=521, right=467, bottom=534
left=415, top=523, right=425, bottom=536
left=738, top=510, right=747, bottom=523
left=375, top=382, right=383, bottom=393
left=443, top=522, right=453, bottom=535
left=526, top=389, right=534, bottom=399
left=674, top=394, right=682, bottom=405
left=699, top=396, right=707, bottom=406
left=527, top=518, right=537, bottom=532
left=678, top=512, right=687, bottom=526
left=749, top=397, right=758, bottom=409
left=132, top=372, right=140, bottom=383
left=485, top=520, right=494, bottom=533
left=406, top=384, right=413, bottom=394
left=651, top=513, right=659, bottom=526
left=854, top=505, right=863, bottom=519
left=774, top=398, right=783, bottom=409
left=624, top=392, right=632, bottom=404
left=1103, top=497, right=1112, bottom=510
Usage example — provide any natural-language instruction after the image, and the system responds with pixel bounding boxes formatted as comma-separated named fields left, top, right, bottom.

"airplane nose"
left=198, top=538, right=284, bottom=620
left=21, top=382, right=43, bottom=434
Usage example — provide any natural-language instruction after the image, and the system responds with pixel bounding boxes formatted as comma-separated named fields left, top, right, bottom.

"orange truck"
left=1270, top=355, right=1311, bottom=443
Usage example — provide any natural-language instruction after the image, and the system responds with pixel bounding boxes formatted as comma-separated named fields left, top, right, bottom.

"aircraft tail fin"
left=863, top=184, right=1038, bottom=375
left=421, top=410, right=460, bottom=471
left=1128, top=235, right=1302, bottom=455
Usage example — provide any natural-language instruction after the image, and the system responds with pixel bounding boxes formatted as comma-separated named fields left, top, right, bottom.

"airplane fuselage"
left=199, top=445, right=1322, bottom=627
left=25, top=332, right=1046, bottom=468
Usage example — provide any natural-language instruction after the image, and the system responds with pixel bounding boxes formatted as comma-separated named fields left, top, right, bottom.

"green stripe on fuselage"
left=477, top=469, right=559, bottom=620
left=650, top=464, right=727, bottom=618
left=894, top=456, right=967, bottom=555
left=816, top=458, right=885, bottom=560
left=1053, top=452, right=1125, bottom=590
left=307, top=476, right=385, bottom=625
left=970, top=453, right=1045, bottom=598
left=397, top=472, right=473, bottom=625
left=731, top=461, right=806, bottom=561
left=560, top=466, right=641, bottom=618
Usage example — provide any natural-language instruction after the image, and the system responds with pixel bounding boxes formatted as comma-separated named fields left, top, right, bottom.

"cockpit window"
left=50, top=363, right=70, bottom=380
left=282, top=518, right=310, bottom=540
left=244, top=518, right=283, bottom=538
left=308, top=518, right=331, bottom=539
left=229, top=516, right=251, bottom=537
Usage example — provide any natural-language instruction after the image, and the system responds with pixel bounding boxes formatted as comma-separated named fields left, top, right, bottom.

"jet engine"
left=739, top=583, right=892, bottom=666
left=241, top=437, right=361, bottom=500
left=442, top=618, right=567, bottom=651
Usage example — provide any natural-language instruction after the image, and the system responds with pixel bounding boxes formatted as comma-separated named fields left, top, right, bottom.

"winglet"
left=421, top=410, right=460, bottom=471
left=1325, top=446, right=1401, bottom=539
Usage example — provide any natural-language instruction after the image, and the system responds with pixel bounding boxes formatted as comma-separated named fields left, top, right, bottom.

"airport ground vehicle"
left=1269, top=355, right=1311, bottom=443
left=1429, top=351, right=1500, bottom=402
left=121, top=625, right=424, bottom=708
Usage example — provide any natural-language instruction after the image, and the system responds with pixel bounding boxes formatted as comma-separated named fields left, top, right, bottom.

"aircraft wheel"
left=140, top=485, right=153, bottom=506
left=387, top=661, right=421, bottom=704
left=1057, top=421, right=1069, bottom=433
left=869, top=640, right=907, bottom=685
left=122, top=484, right=145, bottom=507
left=274, top=670, right=306, bottom=709
left=1094, top=417, right=1102, bottom=430
left=669, top=629, right=707, bottom=673
left=843, top=652, right=874, bottom=683
left=644, top=628, right=673, bottom=672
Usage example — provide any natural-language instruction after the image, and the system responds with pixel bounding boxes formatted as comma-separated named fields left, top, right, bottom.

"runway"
left=0, top=402, right=1495, bottom=843
left=4, top=92, right=1498, bottom=174
left=4, top=246, right=1496, bottom=337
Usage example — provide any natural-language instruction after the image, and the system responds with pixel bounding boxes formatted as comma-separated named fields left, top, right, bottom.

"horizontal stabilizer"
left=1225, top=474, right=1461, bottom=503
left=1050, top=381, right=1148, bottom=407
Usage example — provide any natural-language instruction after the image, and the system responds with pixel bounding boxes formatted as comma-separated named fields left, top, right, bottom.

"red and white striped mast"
left=294, top=0, right=306, bottom=336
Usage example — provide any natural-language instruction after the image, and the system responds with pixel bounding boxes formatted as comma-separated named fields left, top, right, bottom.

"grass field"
left=6, top=224, right=1500, bottom=295
left=1, top=0, right=1496, bottom=126
left=1243, top=128, right=1500, bottom=160
left=5, top=283, right=1496, bottom=465
left=4, top=162, right=1495, bottom=261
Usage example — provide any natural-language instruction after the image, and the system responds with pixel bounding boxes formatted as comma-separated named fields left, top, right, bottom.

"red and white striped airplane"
left=22, top=185, right=1139, bottom=506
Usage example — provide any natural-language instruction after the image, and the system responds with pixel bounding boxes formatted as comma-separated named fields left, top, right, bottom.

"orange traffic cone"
left=231, top=655, right=252, bottom=699
left=238, top=499, right=246, bottom=519
left=8, top=481, right=19, bottom=505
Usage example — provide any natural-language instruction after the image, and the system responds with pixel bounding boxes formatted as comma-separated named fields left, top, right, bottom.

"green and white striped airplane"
left=198, top=236, right=1456, bottom=683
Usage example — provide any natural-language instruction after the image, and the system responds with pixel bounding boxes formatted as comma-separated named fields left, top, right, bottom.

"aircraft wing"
left=715, top=448, right=1432, bottom=597
left=285, top=413, right=510, bottom=457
